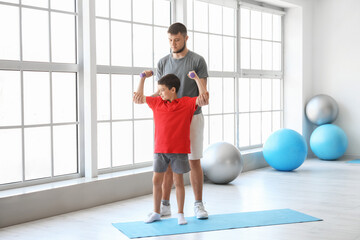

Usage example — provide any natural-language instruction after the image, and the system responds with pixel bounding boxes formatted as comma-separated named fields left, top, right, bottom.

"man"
left=155, top=22, right=209, bottom=219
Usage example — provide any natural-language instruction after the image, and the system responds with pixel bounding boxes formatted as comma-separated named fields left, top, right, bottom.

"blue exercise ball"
left=310, top=124, right=348, bottom=160
left=263, top=129, right=308, bottom=171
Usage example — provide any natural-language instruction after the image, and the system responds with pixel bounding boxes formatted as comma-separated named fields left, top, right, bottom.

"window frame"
left=0, top=0, right=80, bottom=191
left=94, top=0, right=175, bottom=174
left=0, top=0, right=285, bottom=190
left=238, top=2, right=284, bottom=150
left=187, top=0, right=284, bottom=151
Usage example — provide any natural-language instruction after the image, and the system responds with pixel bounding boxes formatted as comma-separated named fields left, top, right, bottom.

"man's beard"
left=173, top=42, right=186, bottom=54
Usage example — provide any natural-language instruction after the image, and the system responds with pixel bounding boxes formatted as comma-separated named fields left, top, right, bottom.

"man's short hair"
left=158, top=74, right=181, bottom=93
left=167, top=22, right=187, bottom=37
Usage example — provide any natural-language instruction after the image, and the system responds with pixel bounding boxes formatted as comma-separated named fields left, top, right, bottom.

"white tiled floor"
left=1, top=159, right=360, bottom=240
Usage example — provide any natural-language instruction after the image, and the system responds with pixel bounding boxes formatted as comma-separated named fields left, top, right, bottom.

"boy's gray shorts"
left=153, top=153, right=190, bottom=174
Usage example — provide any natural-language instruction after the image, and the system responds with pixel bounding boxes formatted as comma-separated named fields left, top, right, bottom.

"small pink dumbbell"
left=189, top=72, right=195, bottom=78
left=140, top=71, right=153, bottom=78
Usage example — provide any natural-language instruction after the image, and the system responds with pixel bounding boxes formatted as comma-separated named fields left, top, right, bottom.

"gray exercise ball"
left=202, top=142, right=244, bottom=184
left=305, top=94, right=339, bottom=125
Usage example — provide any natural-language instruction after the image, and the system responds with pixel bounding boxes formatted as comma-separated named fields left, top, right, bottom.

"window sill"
left=0, top=166, right=153, bottom=199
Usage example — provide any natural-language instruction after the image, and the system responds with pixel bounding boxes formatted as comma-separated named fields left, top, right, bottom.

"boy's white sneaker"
left=160, top=203, right=171, bottom=216
left=194, top=202, right=208, bottom=219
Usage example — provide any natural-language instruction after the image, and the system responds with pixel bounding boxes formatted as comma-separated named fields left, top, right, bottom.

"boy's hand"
left=140, top=70, right=154, bottom=78
left=133, top=91, right=145, bottom=104
left=188, top=71, right=199, bottom=81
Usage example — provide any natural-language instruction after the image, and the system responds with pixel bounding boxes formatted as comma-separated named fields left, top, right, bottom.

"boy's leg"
left=169, top=153, right=190, bottom=225
left=146, top=153, right=170, bottom=223
left=173, top=172, right=187, bottom=225
left=153, top=172, right=165, bottom=214
left=145, top=171, right=164, bottom=223
left=173, top=173, right=185, bottom=213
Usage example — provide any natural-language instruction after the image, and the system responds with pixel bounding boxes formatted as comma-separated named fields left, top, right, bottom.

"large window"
left=239, top=6, right=283, bottom=149
left=95, top=0, right=172, bottom=172
left=0, top=0, right=284, bottom=189
left=0, top=0, right=78, bottom=188
left=187, top=0, right=283, bottom=150
left=187, top=0, right=237, bottom=149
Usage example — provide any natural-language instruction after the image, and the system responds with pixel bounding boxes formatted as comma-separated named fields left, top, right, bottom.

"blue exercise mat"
left=346, top=159, right=360, bottom=163
left=112, top=209, right=322, bottom=239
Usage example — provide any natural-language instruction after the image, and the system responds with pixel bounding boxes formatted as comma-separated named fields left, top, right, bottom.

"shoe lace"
left=195, top=203, right=205, bottom=212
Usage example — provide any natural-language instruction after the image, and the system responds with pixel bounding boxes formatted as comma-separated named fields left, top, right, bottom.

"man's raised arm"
left=188, top=71, right=209, bottom=107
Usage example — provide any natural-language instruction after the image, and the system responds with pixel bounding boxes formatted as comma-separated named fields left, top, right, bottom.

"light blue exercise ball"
left=263, top=129, right=308, bottom=171
left=310, top=124, right=348, bottom=160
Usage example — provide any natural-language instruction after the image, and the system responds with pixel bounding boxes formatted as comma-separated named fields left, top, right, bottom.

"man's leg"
left=189, top=114, right=208, bottom=219
left=189, top=159, right=203, bottom=201
left=162, top=165, right=173, bottom=200
left=160, top=165, right=173, bottom=216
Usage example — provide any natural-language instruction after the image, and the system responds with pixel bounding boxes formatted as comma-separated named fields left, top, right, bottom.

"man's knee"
left=189, top=159, right=202, bottom=169
left=163, top=166, right=173, bottom=181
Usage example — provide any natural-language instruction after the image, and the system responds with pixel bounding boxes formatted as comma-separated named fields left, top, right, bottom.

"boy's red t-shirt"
left=146, top=96, right=197, bottom=154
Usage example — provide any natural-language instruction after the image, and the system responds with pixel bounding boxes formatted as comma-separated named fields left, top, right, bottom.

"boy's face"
left=158, top=84, right=176, bottom=101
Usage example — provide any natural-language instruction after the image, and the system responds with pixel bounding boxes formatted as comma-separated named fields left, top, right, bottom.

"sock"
left=162, top=200, right=170, bottom=206
left=145, top=212, right=161, bottom=223
left=195, top=200, right=203, bottom=205
left=177, top=213, right=187, bottom=225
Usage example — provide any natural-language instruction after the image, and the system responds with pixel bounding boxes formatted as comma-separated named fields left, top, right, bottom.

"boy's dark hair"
left=167, top=22, right=187, bottom=37
left=158, top=74, right=181, bottom=93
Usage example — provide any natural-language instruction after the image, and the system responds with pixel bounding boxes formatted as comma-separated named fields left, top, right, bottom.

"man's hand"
left=188, top=71, right=199, bottom=80
left=140, top=70, right=154, bottom=78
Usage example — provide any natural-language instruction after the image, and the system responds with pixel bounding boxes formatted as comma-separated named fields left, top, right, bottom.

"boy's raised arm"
left=188, top=71, right=209, bottom=107
left=133, top=70, right=153, bottom=104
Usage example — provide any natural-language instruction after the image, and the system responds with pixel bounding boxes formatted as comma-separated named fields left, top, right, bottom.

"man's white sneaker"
left=160, top=203, right=171, bottom=216
left=194, top=202, right=208, bottom=219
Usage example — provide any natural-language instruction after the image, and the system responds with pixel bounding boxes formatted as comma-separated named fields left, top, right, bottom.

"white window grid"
left=94, top=0, right=174, bottom=173
left=0, top=0, right=285, bottom=189
left=0, top=0, right=79, bottom=190
left=238, top=3, right=284, bottom=150
left=187, top=0, right=284, bottom=150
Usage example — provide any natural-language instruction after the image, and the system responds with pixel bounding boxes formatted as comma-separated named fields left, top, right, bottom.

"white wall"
left=271, top=0, right=314, bottom=153
left=312, top=0, right=360, bottom=156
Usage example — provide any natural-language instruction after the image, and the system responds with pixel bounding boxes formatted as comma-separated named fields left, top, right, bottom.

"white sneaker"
left=160, top=203, right=171, bottom=216
left=194, top=202, right=208, bottom=219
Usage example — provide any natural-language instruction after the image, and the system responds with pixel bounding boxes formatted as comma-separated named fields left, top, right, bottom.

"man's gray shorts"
left=153, top=153, right=191, bottom=174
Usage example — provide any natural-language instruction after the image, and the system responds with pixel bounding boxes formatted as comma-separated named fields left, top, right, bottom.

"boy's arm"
left=133, top=70, right=153, bottom=104
left=188, top=71, right=209, bottom=107
left=151, top=89, right=160, bottom=97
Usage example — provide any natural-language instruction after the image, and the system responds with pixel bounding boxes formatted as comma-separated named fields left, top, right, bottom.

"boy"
left=133, top=70, right=208, bottom=225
